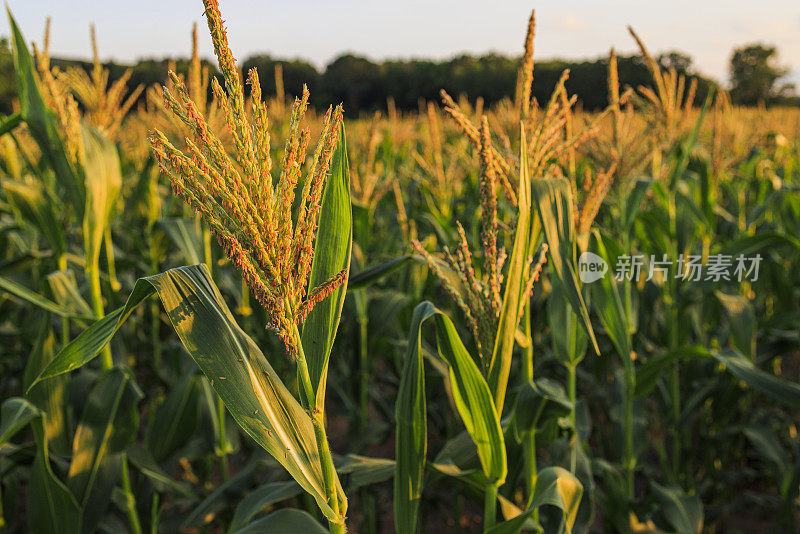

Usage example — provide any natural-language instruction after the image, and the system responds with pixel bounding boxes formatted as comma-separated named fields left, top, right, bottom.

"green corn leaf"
left=394, top=301, right=433, bottom=534
left=161, top=217, right=204, bottom=265
left=435, top=312, right=506, bottom=485
left=548, top=277, right=588, bottom=366
left=0, top=397, right=40, bottom=446
left=427, top=434, right=539, bottom=529
left=27, top=282, right=155, bottom=389
left=23, top=322, right=71, bottom=454
left=622, top=178, right=654, bottom=233
left=743, top=426, right=789, bottom=472
left=29, top=264, right=345, bottom=522
left=2, top=178, right=66, bottom=257
left=666, top=90, right=713, bottom=189
left=395, top=302, right=507, bottom=532
left=634, top=346, right=709, bottom=398
left=81, top=125, right=122, bottom=271
left=228, top=481, right=303, bottom=533
left=650, top=482, right=703, bottom=534
left=47, top=270, right=94, bottom=320
left=634, top=346, right=800, bottom=408
left=486, top=466, right=582, bottom=534
left=303, top=123, right=352, bottom=412
left=510, top=378, right=572, bottom=441
left=0, top=274, right=95, bottom=321
left=231, top=509, right=328, bottom=534
left=147, top=371, right=203, bottom=462
left=27, top=414, right=82, bottom=534
left=347, top=255, right=413, bottom=291
left=67, top=369, right=142, bottom=534
left=488, top=125, right=533, bottom=413
left=180, top=459, right=259, bottom=529
left=589, top=231, right=632, bottom=360
left=0, top=111, right=22, bottom=137
left=712, top=349, right=800, bottom=408
left=715, top=291, right=756, bottom=360
left=148, top=265, right=346, bottom=522
left=126, top=446, right=194, bottom=498
left=532, top=177, right=598, bottom=354
left=7, top=9, right=85, bottom=214
left=336, top=454, right=395, bottom=490
left=719, top=231, right=800, bottom=257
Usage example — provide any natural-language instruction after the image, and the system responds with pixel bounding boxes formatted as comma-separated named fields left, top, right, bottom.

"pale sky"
left=4, top=1, right=799, bottom=86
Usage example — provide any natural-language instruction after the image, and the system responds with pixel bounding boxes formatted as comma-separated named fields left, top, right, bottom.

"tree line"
left=0, top=38, right=795, bottom=116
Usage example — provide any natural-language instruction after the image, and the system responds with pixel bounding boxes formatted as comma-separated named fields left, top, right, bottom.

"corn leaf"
left=180, top=459, right=260, bottom=529
left=488, top=125, right=532, bottom=413
left=0, top=274, right=95, bottom=320
left=2, top=178, right=66, bottom=257
left=161, top=217, right=204, bottom=266
left=394, top=301, right=433, bottom=534
left=622, top=178, right=654, bottom=233
left=47, top=270, right=94, bottom=319
left=336, top=454, right=396, bottom=490
left=67, top=368, right=142, bottom=534
left=28, top=414, right=82, bottom=534
left=634, top=345, right=800, bottom=408
left=589, top=231, right=632, bottom=360
left=231, top=509, right=328, bottom=534
left=147, top=371, right=203, bottom=462
left=228, top=481, right=303, bottom=533
left=347, top=255, right=413, bottom=291
left=81, top=125, right=122, bottom=270
left=7, top=9, right=84, bottom=214
left=650, top=482, right=703, bottom=534
left=532, top=177, right=598, bottom=354
left=510, top=378, right=572, bottom=441
left=395, top=302, right=507, bottom=532
left=715, top=291, right=756, bottom=360
left=23, top=322, right=71, bottom=455
left=712, top=349, right=800, bottom=408
left=302, top=124, right=352, bottom=411
left=720, top=231, right=800, bottom=257
left=435, top=312, right=506, bottom=485
left=28, top=264, right=345, bottom=522
left=486, top=466, right=583, bottom=534
left=548, top=277, right=588, bottom=366
left=126, top=446, right=194, bottom=498
left=0, top=111, right=21, bottom=137
left=27, top=281, right=154, bottom=388
left=0, top=396, right=40, bottom=446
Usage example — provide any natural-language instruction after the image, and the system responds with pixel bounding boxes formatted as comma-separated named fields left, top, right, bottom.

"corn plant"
left=10, top=1, right=353, bottom=532
left=399, top=121, right=582, bottom=533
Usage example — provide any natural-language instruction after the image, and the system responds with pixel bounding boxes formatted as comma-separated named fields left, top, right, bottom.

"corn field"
left=0, top=2, right=799, bottom=533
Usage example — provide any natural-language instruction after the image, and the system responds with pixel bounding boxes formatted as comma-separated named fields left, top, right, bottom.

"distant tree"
left=444, top=54, right=517, bottom=105
left=658, top=51, right=692, bottom=74
left=0, top=38, right=16, bottom=114
left=729, top=44, right=790, bottom=105
left=0, top=39, right=726, bottom=117
left=320, top=55, right=383, bottom=113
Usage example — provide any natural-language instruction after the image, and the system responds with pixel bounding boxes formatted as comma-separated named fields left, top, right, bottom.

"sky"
left=3, top=1, right=799, bottom=87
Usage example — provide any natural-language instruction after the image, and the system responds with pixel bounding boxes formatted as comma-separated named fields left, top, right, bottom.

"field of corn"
left=1, top=1, right=799, bottom=533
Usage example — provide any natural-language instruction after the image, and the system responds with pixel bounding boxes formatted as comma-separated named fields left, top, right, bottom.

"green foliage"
left=1, top=6, right=800, bottom=534
left=302, top=124, right=352, bottom=411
